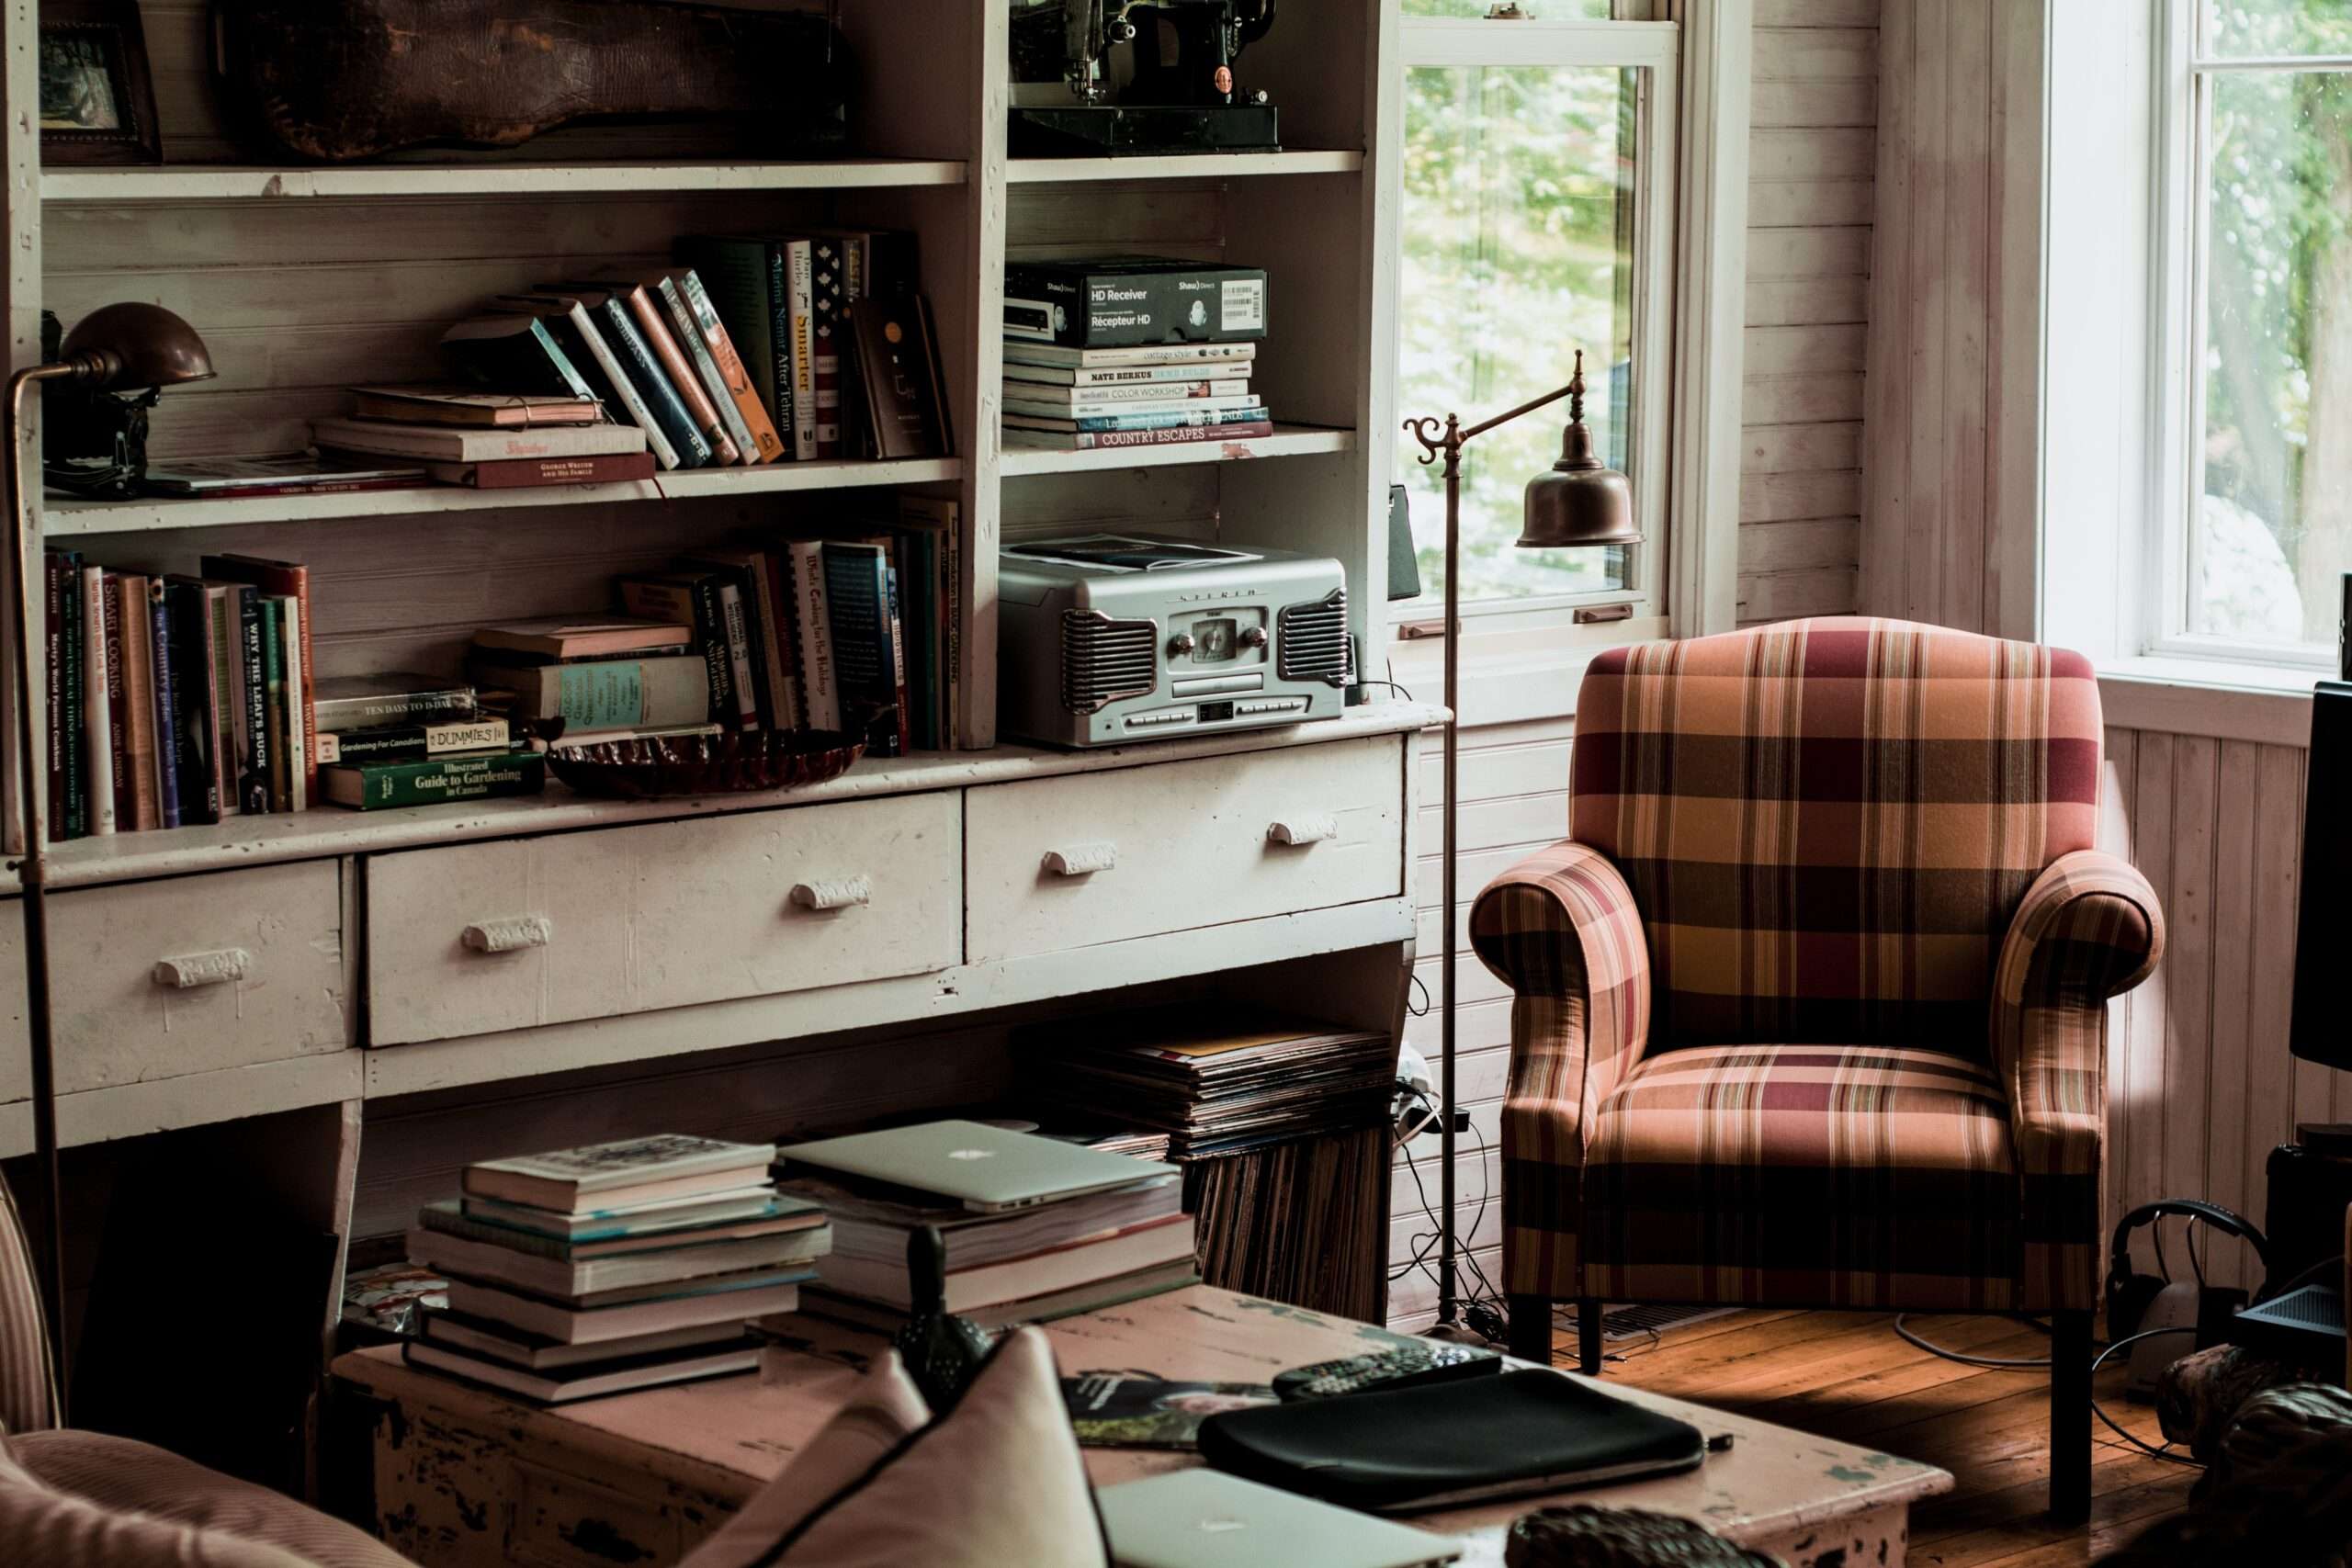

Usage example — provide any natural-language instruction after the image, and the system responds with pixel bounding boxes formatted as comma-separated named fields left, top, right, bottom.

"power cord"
left=1390, top=1084, right=1510, bottom=1347
left=1893, top=1315, right=2056, bottom=1369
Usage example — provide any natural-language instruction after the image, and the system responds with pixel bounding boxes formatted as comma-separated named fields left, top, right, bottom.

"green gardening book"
left=320, top=748, right=545, bottom=811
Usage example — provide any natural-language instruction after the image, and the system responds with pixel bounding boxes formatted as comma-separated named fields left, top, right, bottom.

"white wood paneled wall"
left=1736, top=0, right=1879, bottom=628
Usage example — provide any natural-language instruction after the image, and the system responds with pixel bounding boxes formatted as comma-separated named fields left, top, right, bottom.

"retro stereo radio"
left=999, top=535, right=1350, bottom=748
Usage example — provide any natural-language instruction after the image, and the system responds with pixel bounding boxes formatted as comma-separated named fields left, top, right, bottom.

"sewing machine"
left=1010, top=0, right=1280, bottom=156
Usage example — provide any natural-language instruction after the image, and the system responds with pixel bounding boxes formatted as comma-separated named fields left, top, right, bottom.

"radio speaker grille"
left=1061, top=611, right=1159, bottom=713
left=1278, top=588, right=1350, bottom=686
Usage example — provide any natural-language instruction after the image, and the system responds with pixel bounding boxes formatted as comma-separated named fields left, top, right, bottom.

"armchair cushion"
left=1584, top=1043, right=2020, bottom=1310
left=1470, top=841, right=1651, bottom=1298
left=1992, top=849, right=2165, bottom=1311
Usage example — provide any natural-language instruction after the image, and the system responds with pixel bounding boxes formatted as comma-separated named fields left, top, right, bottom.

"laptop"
left=776, top=1119, right=1178, bottom=1213
left=1096, top=1470, right=1461, bottom=1568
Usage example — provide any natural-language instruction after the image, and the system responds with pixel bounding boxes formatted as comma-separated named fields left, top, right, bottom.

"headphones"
left=2105, top=1199, right=2270, bottom=1338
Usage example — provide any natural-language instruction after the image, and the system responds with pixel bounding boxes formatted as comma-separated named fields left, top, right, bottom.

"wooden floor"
left=1545, top=1309, right=2199, bottom=1566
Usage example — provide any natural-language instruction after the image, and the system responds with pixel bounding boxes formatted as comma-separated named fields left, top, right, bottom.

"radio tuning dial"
left=1169, top=632, right=1197, bottom=656
left=1239, top=626, right=1270, bottom=650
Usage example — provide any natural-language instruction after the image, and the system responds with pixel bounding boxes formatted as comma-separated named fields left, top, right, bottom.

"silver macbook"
left=777, top=1119, right=1177, bottom=1212
left=1097, top=1470, right=1462, bottom=1568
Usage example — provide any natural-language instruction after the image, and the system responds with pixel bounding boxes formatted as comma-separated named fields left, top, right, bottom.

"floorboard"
left=1546, top=1309, right=2199, bottom=1566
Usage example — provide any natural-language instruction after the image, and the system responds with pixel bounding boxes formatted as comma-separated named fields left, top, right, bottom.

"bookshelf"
left=0, top=1, right=1419, bottom=1422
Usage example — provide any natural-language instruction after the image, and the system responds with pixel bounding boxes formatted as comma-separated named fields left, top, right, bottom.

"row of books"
left=401, top=1134, right=827, bottom=1404
left=1001, top=256, right=1272, bottom=453
left=41, top=550, right=315, bottom=839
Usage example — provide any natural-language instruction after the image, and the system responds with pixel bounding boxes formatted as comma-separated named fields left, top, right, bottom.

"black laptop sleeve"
left=1195, top=1371, right=1707, bottom=1514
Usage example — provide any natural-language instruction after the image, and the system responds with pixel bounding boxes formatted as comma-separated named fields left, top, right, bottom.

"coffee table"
left=332, top=1286, right=1951, bottom=1568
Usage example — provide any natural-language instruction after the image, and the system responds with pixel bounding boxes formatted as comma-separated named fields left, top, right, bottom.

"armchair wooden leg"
left=2048, top=1309, right=2092, bottom=1524
left=1577, top=1297, right=1604, bottom=1376
left=1507, top=1295, right=1555, bottom=1364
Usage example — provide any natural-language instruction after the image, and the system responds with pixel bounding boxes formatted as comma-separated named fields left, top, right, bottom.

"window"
left=1393, top=11, right=1678, bottom=623
left=2160, top=1, right=2352, bottom=663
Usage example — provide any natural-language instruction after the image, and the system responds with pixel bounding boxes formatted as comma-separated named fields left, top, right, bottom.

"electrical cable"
left=2089, top=1326, right=2207, bottom=1468
left=1893, top=1315, right=2054, bottom=1369
left=2253, top=1253, right=2344, bottom=1306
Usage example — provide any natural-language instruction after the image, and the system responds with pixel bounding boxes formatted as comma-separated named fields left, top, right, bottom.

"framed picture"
left=40, top=0, right=161, bottom=165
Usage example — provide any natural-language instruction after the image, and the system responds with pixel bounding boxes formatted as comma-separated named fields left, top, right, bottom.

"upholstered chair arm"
left=1991, top=849, right=2165, bottom=1311
left=1469, top=840, right=1652, bottom=1298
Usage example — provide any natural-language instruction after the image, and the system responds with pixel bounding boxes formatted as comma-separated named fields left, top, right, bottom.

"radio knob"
left=1169, top=632, right=1197, bottom=656
left=1239, top=626, right=1270, bottom=649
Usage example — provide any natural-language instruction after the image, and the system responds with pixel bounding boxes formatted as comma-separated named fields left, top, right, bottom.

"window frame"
left=2146, top=0, right=2352, bottom=671
left=1388, top=15, right=1682, bottom=636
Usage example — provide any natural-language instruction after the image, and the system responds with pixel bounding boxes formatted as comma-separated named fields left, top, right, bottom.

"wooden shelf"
left=35, top=702, right=1443, bottom=892
left=40, top=158, right=969, bottom=202
left=41, top=456, right=966, bottom=536
left=999, top=424, right=1355, bottom=477
left=1005, top=150, right=1364, bottom=184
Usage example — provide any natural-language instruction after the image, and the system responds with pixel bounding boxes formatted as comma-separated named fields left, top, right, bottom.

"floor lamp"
left=1404, top=352, right=1636, bottom=1335
left=6, top=302, right=216, bottom=1416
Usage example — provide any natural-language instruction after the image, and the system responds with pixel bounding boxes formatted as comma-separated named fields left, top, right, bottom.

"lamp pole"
left=1404, top=353, right=1635, bottom=1335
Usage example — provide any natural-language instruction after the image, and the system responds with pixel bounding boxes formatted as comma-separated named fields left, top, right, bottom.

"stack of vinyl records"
left=773, top=1120, right=1196, bottom=1333
left=1186, top=1125, right=1388, bottom=1321
left=1024, top=1012, right=1397, bottom=1158
left=401, top=1134, right=829, bottom=1404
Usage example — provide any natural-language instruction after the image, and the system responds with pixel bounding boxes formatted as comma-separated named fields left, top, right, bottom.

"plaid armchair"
left=1471, top=618, right=2163, bottom=1521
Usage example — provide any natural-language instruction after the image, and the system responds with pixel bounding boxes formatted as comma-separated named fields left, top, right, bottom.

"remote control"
left=1272, top=1344, right=1504, bottom=1402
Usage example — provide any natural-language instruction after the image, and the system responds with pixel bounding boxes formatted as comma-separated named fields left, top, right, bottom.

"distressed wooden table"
left=331, top=1287, right=1951, bottom=1568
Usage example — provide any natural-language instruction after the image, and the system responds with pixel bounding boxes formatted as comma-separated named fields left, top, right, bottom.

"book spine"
left=206, top=588, right=239, bottom=818
left=767, top=244, right=797, bottom=458
left=259, top=596, right=288, bottom=813
left=119, top=576, right=159, bottom=832
left=559, top=307, right=684, bottom=470
left=684, top=578, right=733, bottom=725
left=1019, top=404, right=1269, bottom=434
left=424, top=453, right=657, bottom=490
left=655, top=274, right=763, bottom=466
left=148, top=581, right=182, bottom=830
left=317, top=716, right=511, bottom=766
left=1004, top=366, right=1254, bottom=389
left=43, top=556, right=62, bottom=841
left=1002, top=377, right=1254, bottom=402
left=881, top=564, right=910, bottom=758
left=279, top=594, right=309, bottom=812
left=235, top=587, right=271, bottom=815
left=757, top=551, right=804, bottom=729
left=591, top=298, right=713, bottom=469
left=523, top=318, right=602, bottom=405
left=941, top=515, right=962, bottom=750
left=324, top=750, right=546, bottom=812
left=165, top=582, right=218, bottom=825
left=822, top=544, right=888, bottom=751
left=81, top=567, right=114, bottom=837
left=894, top=535, right=933, bottom=751
left=60, top=556, right=85, bottom=839
left=787, top=540, right=840, bottom=730
left=102, top=575, right=132, bottom=831
left=1058, top=421, right=1275, bottom=449
left=715, top=581, right=760, bottom=728
left=622, top=283, right=740, bottom=464
left=674, top=267, right=786, bottom=463
left=808, top=237, right=845, bottom=459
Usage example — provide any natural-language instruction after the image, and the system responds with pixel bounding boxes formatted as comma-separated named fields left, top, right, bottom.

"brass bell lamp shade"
left=1520, top=351, right=1639, bottom=549
left=54, top=301, right=218, bottom=391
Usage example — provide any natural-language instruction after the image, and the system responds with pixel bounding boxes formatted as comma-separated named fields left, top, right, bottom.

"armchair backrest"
left=1569, top=616, right=2101, bottom=1057
left=0, top=1172, right=58, bottom=1435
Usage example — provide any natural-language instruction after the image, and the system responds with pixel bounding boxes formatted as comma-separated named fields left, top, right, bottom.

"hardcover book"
left=782, top=240, right=819, bottom=460
left=1007, top=422, right=1275, bottom=450
left=422, top=453, right=657, bottom=490
left=348, top=386, right=603, bottom=427
left=616, top=574, right=734, bottom=725
left=583, top=276, right=741, bottom=464
left=466, top=1135, right=778, bottom=1211
left=851, top=299, right=949, bottom=459
left=487, top=296, right=683, bottom=470
left=200, top=556, right=317, bottom=803
left=472, top=617, right=692, bottom=662
left=311, top=416, right=649, bottom=464
left=437, top=315, right=603, bottom=405
left=440, top=1271, right=806, bottom=1345
left=114, top=573, right=160, bottom=831
left=821, top=540, right=901, bottom=756
left=79, top=566, right=114, bottom=837
left=142, top=453, right=429, bottom=496
left=651, top=271, right=766, bottom=464
left=467, top=655, right=709, bottom=731
left=161, top=577, right=219, bottom=825
left=535, top=286, right=715, bottom=468
left=146, top=578, right=181, bottom=829
left=310, top=672, right=476, bottom=733
left=407, top=1214, right=832, bottom=1301
left=421, top=1310, right=751, bottom=1371
left=401, top=1333, right=762, bottom=1404
left=1004, top=404, right=1269, bottom=434
left=321, top=748, right=546, bottom=811
left=663, top=265, right=786, bottom=462
left=808, top=235, right=846, bottom=458
left=317, top=716, right=511, bottom=767
left=673, top=238, right=790, bottom=454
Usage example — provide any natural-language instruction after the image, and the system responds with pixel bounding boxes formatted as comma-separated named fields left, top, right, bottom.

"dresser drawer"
left=965, top=734, right=1405, bottom=964
left=48, top=863, right=350, bottom=1093
left=366, top=793, right=960, bottom=1046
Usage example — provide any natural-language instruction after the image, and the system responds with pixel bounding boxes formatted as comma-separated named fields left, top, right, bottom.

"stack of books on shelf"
left=401, top=1134, right=828, bottom=1404
left=40, top=550, right=317, bottom=839
left=1022, top=1010, right=1398, bottom=1159
left=774, top=1120, right=1196, bottom=1334
left=1001, top=256, right=1270, bottom=453
left=312, top=671, right=542, bottom=812
left=311, top=383, right=656, bottom=490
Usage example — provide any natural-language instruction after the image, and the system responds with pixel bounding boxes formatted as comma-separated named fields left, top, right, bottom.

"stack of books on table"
left=1023, top=1010, right=1398, bottom=1159
left=402, top=1134, right=828, bottom=1404
left=311, top=384, right=657, bottom=490
left=311, top=671, right=543, bottom=811
left=1001, top=256, right=1270, bottom=453
left=773, top=1119, right=1196, bottom=1334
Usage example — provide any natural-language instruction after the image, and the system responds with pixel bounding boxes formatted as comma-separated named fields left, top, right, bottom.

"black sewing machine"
left=1010, top=0, right=1280, bottom=156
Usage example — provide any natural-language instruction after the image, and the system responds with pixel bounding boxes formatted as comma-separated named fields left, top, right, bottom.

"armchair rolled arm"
left=1992, top=848, right=2165, bottom=1311
left=1469, top=840, right=1652, bottom=1297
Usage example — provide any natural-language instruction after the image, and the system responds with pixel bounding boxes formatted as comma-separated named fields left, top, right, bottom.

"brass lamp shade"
left=57, top=302, right=216, bottom=390
left=1520, top=352, right=1639, bottom=548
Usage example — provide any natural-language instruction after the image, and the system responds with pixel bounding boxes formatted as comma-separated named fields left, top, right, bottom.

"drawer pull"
left=462, top=916, right=552, bottom=954
left=1044, top=841, right=1119, bottom=876
left=151, top=949, right=250, bottom=989
left=790, top=876, right=873, bottom=912
left=1267, top=814, right=1340, bottom=847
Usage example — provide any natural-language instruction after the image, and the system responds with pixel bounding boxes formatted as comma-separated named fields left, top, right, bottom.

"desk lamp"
left=6, top=302, right=215, bottom=1412
left=1404, top=351, right=1636, bottom=1338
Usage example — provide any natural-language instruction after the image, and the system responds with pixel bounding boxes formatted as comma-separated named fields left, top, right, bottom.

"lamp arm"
left=6, top=359, right=74, bottom=1423
left=1404, top=380, right=1577, bottom=466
